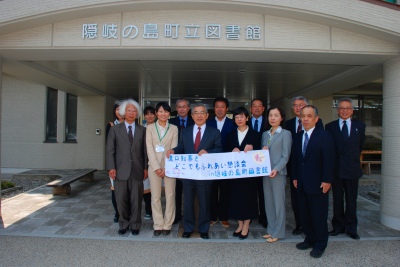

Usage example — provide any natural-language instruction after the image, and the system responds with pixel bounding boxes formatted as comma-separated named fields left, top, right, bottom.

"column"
left=0, top=57, right=3, bottom=228
left=381, top=56, right=400, bottom=230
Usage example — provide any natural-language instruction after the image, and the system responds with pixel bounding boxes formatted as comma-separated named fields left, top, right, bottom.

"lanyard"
left=155, top=122, right=170, bottom=143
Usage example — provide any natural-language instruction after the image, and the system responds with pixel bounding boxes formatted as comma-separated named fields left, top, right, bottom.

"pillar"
left=381, top=57, right=400, bottom=230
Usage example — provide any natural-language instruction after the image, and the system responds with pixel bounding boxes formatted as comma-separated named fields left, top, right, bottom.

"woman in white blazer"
left=261, top=106, right=292, bottom=242
left=146, top=102, right=179, bottom=236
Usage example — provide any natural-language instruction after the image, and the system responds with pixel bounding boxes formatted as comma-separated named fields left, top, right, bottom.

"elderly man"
left=106, top=99, right=148, bottom=236
left=292, top=105, right=334, bottom=258
left=286, top=96, right=324, bottom=235
left=325, top=98, right=365, bottom=240
left=207, top=97, right=236, bottom=228
left=167, top=103, right=222, bottom=239
left=169, top=99, right=194, bottom=224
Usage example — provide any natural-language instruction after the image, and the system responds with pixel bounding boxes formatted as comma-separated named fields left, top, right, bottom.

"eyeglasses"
left=338, top=107, right=353, bottom=111
left=292, top=104, right=305, bottom=108
left=192, top=111, right=207, bottom=115
left=177, top=105, right=188, bottom=109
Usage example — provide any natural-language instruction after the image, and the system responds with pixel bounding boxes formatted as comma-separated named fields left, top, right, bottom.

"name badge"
left=155, top=144, right=165, bottom=152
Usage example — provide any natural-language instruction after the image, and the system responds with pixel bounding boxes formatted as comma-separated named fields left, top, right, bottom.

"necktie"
left=342, top=121, right=349, bottom=141
left=128, top=125, right=133, bottom=144
left=254, top=119, right=259, bottom=132
left=194, top=127, right=201, bottom=152
left=180, top=119, right=185, bottom=129
left=303, top=132, right=309, bottom=156
left=297, top=119, right=302, bottom=133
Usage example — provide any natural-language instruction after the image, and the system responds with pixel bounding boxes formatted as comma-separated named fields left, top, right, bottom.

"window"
left=45, top=88, right=58, bottom=142
left=65, top=93, right=77, bottom=142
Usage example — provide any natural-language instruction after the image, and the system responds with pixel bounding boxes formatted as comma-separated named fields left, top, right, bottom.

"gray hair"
left=191, top=103, right=208, bottom=113
left=119, top=99, right=142, bottom=118
left=337, top=98, right=354, bottom=109
left=300, top=105, right=319, bottom=116
left=291, top=96, right=309, bottom=106
left=175, top=99, right=190, bottom=107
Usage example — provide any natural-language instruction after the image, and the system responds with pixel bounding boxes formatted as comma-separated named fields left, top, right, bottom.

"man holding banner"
left=166, top=103, right=222, bottom=239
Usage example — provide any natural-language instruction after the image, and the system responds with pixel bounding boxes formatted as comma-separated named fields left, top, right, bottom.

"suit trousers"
left=114, top=175, right=143, bottom=230
left=149, top=173, right=176, bottom=230
left=182, top=179, right=212, bottom=233
left=175, top=179, right=183, bottom=220
left=299, top=189, right=329, bottom=251
left=210, top=179, right=230, bottom=221
left=331, top=177, right=359, bottom=235
left=257, top=177, right=267, bottom=222
left=263, top=174, right=286, bottom=238
left=289, top=177, right=302, bottom=228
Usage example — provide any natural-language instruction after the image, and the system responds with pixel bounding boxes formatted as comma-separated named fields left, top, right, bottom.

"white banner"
left=165, top=150, right=271, bottom=180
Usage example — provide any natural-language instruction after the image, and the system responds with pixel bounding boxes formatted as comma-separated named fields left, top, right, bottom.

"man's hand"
left=198, top=149, right=208, bottom=156
left=320, top=182, right=331, bottom=193
left=244, top=144, right=253, bottom=152
left=109, top=169, right=116, bottom=180
left=269, top=169, right=278, bottom=178
left=144, top=169, right=148, bottom=179
left=293, top=180, right=298, bottom=188
left=232, top=148, right=240, bottom=152
left=166, top=149, right=174, bottom=158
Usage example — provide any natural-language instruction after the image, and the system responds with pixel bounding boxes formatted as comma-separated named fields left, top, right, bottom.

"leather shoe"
left=220, top=221, right=230, bottom=228
left=118, top=228, right=127, bottom=235
left=346, top=232, right=360, bottom=240
left=113, top=216, right=119, bottom=223
left=296, top=242, right=313, bottom=250
left=153, top=230, right=162, bottom=236
left=162, top=230, right=171, bottom=236
left=328, top=229, right=345, bottom=236
left=200, top=232, right=209, bottom=239
left=131, top=229, right=140, bottom=235
left=310, top=249, right=325, bottom=258
left=182, top=232, right=192, bottom=238
left=239, top=230, right=249, bottom=240
left=233, top=231, right=241, bottom=237
left=292, top=226, right=303, bottom=235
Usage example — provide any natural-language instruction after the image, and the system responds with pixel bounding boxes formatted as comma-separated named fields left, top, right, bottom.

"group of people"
left=105, top=95, right=365, bottom=259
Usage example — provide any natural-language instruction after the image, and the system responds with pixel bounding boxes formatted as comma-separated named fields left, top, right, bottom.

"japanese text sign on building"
left=165, top=150, right=271, bottom=180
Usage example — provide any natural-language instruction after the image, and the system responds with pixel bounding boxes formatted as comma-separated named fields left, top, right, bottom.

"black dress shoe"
left=118, top=228, right=127, bottom=235
left=296, top=242, right=313, bottom=250
left=328, top=229, right=345, bottom=236
left=182, top=232, right=192, bottom=238
left=153, top=230, right=162, bottom=236
left=346, top=232, right=360, bottom=240
left=292, top=226, right=303, bottom=235
left=162, top=230, right=171, bottom=236
left=239, top=230, right=249, bottom=240
left=200, top=232, right=209, bottom=239
left=310, top=249, right=325, bottom=258
left=131, top=229, right=140, bottom=235
left=233, top=231, right=241, bottom=237
left=113, top=216, right=119, bottom=223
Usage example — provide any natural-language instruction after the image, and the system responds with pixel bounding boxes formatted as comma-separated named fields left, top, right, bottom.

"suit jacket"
left=261, top=129, right=292, bottom=176
left=225, top=128, right=261, bottom=152
left=325, top=119, right=365, bottom=180
left=169, top=115, right=195, bottom=139
left=291, top=127, right=335, bottom=194
left=206, top=117, right=236, bottom=148
left=106, top=123, right=148, bottom=180
left=146, top=122, right=179, bottom=172
left=286, top=117, right=324, bottom=137
left=248, top=116, right=266, bottom=133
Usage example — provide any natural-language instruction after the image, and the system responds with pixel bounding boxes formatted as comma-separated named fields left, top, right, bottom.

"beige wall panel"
left=53, top=13, right=121, bottom=47
left=332, top=28, right=399, bottom=53
left=264, top=16, right=330, bottom=50
left=76, top=96, right=106, bottom=170
left=312, top=96, right=333, bottom=125
left=121, top=10, right=263, bottom=48
left=0, top=25, right=52, bottom=47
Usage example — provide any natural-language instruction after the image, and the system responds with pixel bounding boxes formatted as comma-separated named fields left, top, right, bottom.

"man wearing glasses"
left=325, top=98, right=365, bottom=240
left=167, top=103, right=222, bottom=239
left=286, top=96, right=323, bottom=236
left=169, top=99, right=194, bottom=224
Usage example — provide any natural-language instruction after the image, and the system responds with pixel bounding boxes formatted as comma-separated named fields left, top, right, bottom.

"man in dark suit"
left=169, top=99, right=194, bottom=224
left=248, top=99, right=267, bottom=228
left=166, top=103, right=222, bottom=239
left=207, top=97, right=236, bottom=228
left=292, top=105, right=334, bottom=258
left=325, top=98, right=365, bottom=240
left=106, top=99, right=148, bottom=236
left=286, top=96, right=324, bottom=235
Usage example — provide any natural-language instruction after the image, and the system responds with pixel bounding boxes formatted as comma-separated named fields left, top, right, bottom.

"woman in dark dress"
left=227, top=107, right=262, bottom=240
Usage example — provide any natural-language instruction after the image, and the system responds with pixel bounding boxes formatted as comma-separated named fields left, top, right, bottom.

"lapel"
left=199, top=126, right=211, bottom=150
left=303, top=129, right=319, bottom=160
left=117, top=123, right=131, bottom=146
left=268, top=131, right=281, bottom=148
left=131, top=123, right=140, bottom=150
